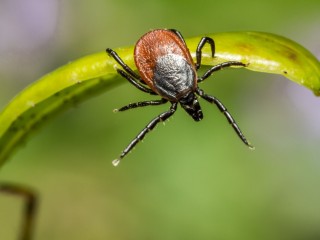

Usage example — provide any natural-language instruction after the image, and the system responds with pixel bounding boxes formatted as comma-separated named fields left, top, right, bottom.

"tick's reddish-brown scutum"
left=134, top=29, right=196, bottom=94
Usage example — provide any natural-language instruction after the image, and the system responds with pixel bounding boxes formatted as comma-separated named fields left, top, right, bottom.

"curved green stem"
left=0, top=31, right=319, bottom=167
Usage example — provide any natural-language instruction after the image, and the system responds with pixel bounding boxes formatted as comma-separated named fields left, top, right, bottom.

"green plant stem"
left=0, top=31, right=319, bottom=167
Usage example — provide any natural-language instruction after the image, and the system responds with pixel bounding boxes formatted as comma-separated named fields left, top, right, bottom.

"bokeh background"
left=0, top=0, right=320, bottom=239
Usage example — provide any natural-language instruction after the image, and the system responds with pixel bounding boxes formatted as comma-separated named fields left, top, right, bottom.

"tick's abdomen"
left=153, top=53, right=196, bottom=101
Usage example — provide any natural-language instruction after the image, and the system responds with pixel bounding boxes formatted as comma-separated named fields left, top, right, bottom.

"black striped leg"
left=196, top=88, right=254, bottom=149
left=106, top=48, right=142, bottom=81
left=112, top=102, right=178, bottom=166
left=0, top=183, right=38, bottom=240
left=114, top=98, right=168, bottom=112
left=116, top=69, right=157, bottom=95
left=195, top=37, right=215, bottom=70
left=198, top=61, right=247, bottom=83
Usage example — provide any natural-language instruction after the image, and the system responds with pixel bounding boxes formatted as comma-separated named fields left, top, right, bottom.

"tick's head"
left=180, top=92, right=203, bottom=121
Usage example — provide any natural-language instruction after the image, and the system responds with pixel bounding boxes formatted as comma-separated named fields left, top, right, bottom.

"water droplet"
left=112, top=159, right=120, bottom=167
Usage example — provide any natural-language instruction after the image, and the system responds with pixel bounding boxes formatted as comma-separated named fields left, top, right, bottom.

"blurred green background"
left=0, top=0, right=320, bottom=239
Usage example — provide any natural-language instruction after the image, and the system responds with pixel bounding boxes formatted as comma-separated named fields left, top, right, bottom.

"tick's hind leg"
left=114, top=98, right=168, bottom=112
left=0, top=183, right=38, bottom=240
left=112, top=102, right=178, bottom=166
left=196, top=88, right=254, bottom=149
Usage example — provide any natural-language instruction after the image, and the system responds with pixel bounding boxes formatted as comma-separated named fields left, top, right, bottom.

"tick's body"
left=135, top=30, right=197, bottom=102
left=107, top=29, right=253, bottom=166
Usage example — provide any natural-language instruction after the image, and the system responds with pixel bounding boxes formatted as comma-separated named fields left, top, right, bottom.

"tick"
left=107, top=29, right=253, bottom=166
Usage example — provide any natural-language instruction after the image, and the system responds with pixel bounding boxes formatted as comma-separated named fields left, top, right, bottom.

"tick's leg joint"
left=116, top=69, right=157, bottom=95
left=198, top=61, right=247, bottom=83
left=106, top=48, right=141, bottom=80
left=195, top=37, right=215, bottom=70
